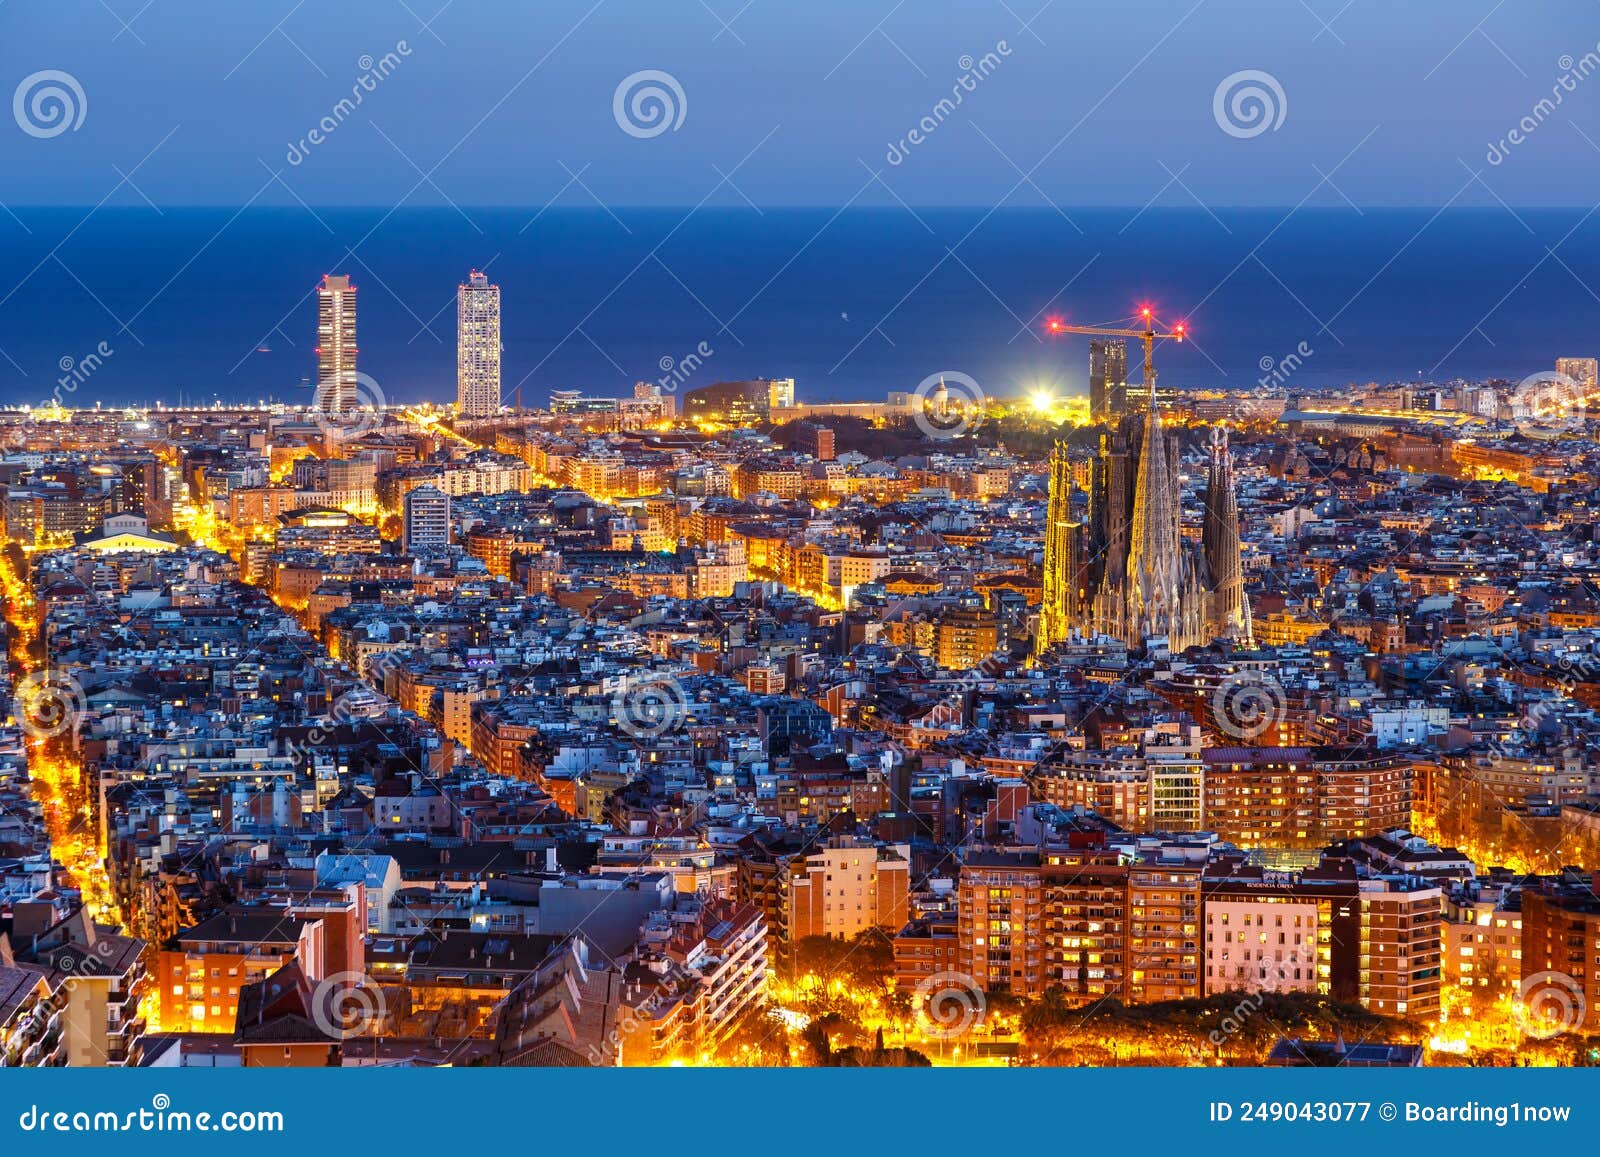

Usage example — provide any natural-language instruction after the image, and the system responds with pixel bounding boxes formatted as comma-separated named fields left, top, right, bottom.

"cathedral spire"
left=1035, top=441, right=1079, bottom=656
left=1124, top=390, right=1184, bottom=645
left=1203, top=427, right=1246, bottom=639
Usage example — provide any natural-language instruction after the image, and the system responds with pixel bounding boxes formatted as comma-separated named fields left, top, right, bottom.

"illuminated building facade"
left=682, top=379, right=793, bottom=425
left=157, top=910, right=325, bottom=1033
left=1036, top=416, right=1246, bottom=655
left=1089, top=337, right=1127, bottom=424
left=1201, top=747, right=1411, bottom=851
left=959, top=846, right=1201, bottom=1002
left=456, top=271, right=502, bottom=417
left=1035, top=443, right=1082, bottom=655
left=1520, top=880, right=1600, bottom=1032
left=1127, top=861, right=1203, bottom=1003
left=1358, top=880, right=1443, bottom=1018
left=787, top=839, right=910, bottom=940
left=313, top=274, right=358, bottom=413
left=1203, top=885, right=1333, bottom=997
left=934, top=601, right=1000, bottom=670
left=402, top=485, right=451, bottom=552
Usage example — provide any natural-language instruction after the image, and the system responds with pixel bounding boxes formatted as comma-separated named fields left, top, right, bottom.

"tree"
left=784, top=929, right=895, bottom=992
left=1019, top=987, right=1412, bottom=1066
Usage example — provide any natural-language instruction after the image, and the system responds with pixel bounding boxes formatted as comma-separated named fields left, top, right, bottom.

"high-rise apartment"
left=457, top=271, right=502, bottom=417
left=402, top=485, right=451, bottom=553
left=313, top=274, right=358, bottom=413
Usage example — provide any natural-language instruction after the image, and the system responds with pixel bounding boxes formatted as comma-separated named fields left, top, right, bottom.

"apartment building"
left=158, top=909, right=325, bottom=1033
left=1358, top=879, right=1444, bottom=1019
left=788, top=839, right=910, bottom=941
left=1520, top=877, right=1600, bottom=1033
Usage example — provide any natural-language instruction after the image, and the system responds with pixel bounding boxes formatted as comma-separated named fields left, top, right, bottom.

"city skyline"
left=4, top=0, right=1600, bottom=1101
left=6, top=355, right=1600, bottom=1072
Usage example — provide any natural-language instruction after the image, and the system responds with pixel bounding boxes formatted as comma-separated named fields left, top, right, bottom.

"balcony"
left=106, top=1022, right=146, bottom=1066
left=110, top=990, right=142, bottom=1023
left=21, top=1021, right=63, bottom=1067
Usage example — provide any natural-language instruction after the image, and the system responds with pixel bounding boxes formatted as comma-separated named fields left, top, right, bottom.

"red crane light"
left=1045, top=316, right=1064, bottom=333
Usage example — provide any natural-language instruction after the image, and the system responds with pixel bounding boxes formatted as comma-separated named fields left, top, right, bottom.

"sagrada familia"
left=1036, top=399, right=1247, bottom=656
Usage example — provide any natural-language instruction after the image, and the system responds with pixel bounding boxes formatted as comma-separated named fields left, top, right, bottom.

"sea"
left=1, top=205, right=1598, bottom=410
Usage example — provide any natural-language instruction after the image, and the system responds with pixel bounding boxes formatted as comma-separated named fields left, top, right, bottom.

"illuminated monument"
left=1037, top=323, right=1246, bottom=655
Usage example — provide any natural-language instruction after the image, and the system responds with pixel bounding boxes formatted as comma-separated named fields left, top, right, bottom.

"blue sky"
left=3, top=0, right=1600, bottom=207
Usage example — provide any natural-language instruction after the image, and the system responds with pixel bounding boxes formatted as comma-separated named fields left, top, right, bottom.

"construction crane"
left=1045, top=305, right=1186, bottom=405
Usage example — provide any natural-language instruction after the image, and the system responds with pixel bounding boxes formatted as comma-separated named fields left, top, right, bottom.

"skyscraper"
left=456, top=271, right=502, bottom=417
left=403, top=485, right=451, bottom=552
left=1089, top=339, right=1127, bottom=424
left=313, top=274, right=358, bottom=413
